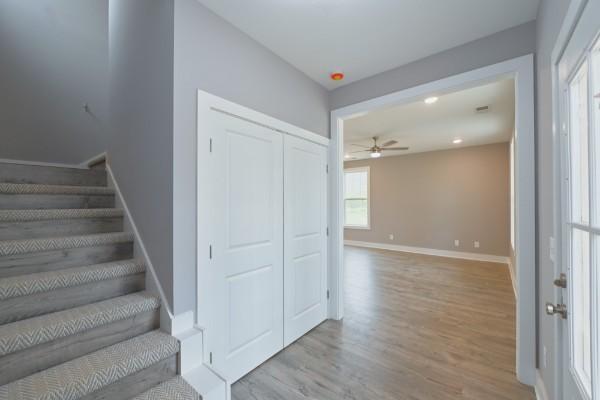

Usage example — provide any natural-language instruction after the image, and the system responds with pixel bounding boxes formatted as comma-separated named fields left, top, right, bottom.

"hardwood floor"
left=231, top=246, right=535, bottom=400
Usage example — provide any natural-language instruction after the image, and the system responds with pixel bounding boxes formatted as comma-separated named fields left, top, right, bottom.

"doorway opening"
left=329, top=55, right=536, bottom=385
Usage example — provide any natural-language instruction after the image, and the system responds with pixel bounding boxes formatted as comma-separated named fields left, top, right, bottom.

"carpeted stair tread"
left=0, top=232, right=133, bottom=257
left=0, top=259, right=144, bottom=300
left=0, top=183, right=114, bottom=196
left=131, top=377, right=201, bottom=400
left=0, top=209, right=123, bottom=222
left=0, top=292, right=159, bottom=357
left=0, top=330, right=179, bottom=400
left=0, top=162, right=107, bottom=187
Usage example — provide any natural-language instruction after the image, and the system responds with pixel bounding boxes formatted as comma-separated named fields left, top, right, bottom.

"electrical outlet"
left=474, top=241, right=480, bottom=249
left=389, top=234, right=394, bottom=241
left=549, top=236, right=556, bottom=262
left=454, top=239, right=460, bottom=247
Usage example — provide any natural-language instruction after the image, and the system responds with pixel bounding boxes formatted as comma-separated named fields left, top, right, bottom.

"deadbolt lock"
left=553, top=273, right=567, bottom=288
left=546, top=302, right=567, bottom=319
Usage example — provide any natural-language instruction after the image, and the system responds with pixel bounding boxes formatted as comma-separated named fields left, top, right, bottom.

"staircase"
left=0, top=162, right=201, bottom=400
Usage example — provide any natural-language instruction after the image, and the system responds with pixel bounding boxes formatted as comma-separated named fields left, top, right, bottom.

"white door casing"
left=330, top=54, right=536, bottom=385
left=208, top=110, right=284, bottom=383
left=284, top=135, right=328, bottom=346
left=556, top=1, right=600, bottom=398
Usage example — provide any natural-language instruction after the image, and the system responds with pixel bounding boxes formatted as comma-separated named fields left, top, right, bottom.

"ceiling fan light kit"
left=350, top=136, right=409, bottom=158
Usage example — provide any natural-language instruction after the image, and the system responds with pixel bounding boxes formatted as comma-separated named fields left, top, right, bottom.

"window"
left=344, top=167, right=370, bottom=229
left=565, top=36, right=600, bottom=397
left=569, top=62, right=592, bottom=395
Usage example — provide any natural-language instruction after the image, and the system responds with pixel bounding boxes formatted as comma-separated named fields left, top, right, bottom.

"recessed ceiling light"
left=370, top=151, right=381, bottom=158
left=424, top=96, right=438, bottom=105
left=344, top=154, right=350, bottom=159
left=453, top=138, right=463, bottom=144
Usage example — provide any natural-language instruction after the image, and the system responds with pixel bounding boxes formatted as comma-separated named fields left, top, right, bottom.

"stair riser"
left=0, top=194, right=115, bottom=209
left=79, top=356, right=178, bottom=400
left=0, top=218, right=123, bottom=240
left=0, top=242, right=133, bottom=278
left=0, top=274, right=145, bottom=324
left=0, top=163, right=107, bottom=187
left=0, top=309, right=159, bottom=385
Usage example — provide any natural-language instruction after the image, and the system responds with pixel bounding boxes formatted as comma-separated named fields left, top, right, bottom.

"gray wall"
left=171, top=0, right=330, bottom=314
left=0, top=0, right=108, bottom=164
left=108, top=0, right=175, bottom=310
left=536, top=1, right=571, bottom=398
left=330, top=22, right=536, bottom=110
left=344, top=143, right=510, bottom=257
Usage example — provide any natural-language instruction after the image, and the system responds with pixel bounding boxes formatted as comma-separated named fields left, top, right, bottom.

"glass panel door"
left=558, top=4, right=600, bottom=397
left=591, top=33, right=600, bottom=400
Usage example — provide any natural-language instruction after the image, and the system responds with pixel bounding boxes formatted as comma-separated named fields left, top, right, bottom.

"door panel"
left=557, top=1, right=600, bottom=398
left=209, top=111, right=284, bottom=383
left=284, top=135, right=328, bottom=346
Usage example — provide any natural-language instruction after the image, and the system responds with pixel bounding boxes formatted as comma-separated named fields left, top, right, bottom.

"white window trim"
left=343, top=166, right=371, bottom=230
left=510, top=136, right=515, bottom=252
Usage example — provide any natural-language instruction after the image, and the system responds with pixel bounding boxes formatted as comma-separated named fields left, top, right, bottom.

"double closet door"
left=206, top=109, right=328, bottom=383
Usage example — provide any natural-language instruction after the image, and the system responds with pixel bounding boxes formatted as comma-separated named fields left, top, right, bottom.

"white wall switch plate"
left=549, top=236, right=556, bottom=263
left=474, top=241, right=480, bottom=248
left=389, top=234, right=394, bottom=240
left=454, top=239, right=460, bottom=247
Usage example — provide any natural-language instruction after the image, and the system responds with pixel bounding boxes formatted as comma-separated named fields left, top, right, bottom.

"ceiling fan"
left=351, top=136, right=409, bottom=158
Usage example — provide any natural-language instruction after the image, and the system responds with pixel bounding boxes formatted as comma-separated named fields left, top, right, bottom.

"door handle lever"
left=546, top=302, right=567, bottom=319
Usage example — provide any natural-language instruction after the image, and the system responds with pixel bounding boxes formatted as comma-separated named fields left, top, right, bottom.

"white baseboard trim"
left=183, top=364, right=229, bottom=400
left=344, top=240, right=509, bottom=264
left=106, top=163, right=174, bottom=319
left=507, top=258, right=518, bottom=298
left=0, top=157, right=88, bottom=169
left=80, top=151, right=107, bottom=168
left=177, top=325, right=229, bottom=400
left=535, top=370, right=550, bottom=400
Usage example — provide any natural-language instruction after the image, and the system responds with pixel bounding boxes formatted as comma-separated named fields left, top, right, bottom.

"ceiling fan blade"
left=381, top=147, right=409, bottom=151
left=350, top=149, right=369, bottom=153
left=351, top=143, right=371, bottom=148
left=381, top=140, right=398, bottom=147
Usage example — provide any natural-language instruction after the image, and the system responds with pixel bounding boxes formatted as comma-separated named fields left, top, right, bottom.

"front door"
left=208, top=110, right=284, bottom=383
left=556, top=1, right=600, bottom=398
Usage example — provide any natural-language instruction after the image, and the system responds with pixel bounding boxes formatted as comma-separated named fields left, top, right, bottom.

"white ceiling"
left=344, top=78, right=515, bottom=160
left=197, top=0, right=539, bottom=89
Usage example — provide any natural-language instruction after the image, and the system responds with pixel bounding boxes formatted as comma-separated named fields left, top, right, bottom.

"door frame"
left=195, top=89, right=329, bottom=369
left=551, top=1, right=597, bottom=399
left=329, top=54, right=536, bottom=385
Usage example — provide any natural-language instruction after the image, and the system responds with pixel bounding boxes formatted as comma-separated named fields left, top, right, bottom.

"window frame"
left=343, top=166, right=371, bottom=230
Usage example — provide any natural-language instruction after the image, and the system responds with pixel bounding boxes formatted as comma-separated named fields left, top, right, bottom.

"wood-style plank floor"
left=232, top=246, right=535, bottom=400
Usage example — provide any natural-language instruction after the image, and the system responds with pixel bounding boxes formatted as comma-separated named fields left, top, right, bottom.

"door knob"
left=546, top=302, right=567, bottom=319
left=553, top=273, right=567, bottom=288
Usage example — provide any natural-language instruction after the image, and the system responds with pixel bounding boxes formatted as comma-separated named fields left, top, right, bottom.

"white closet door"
left=284, top=134, right=328, bottom=346
left=209, top=111, right=284, bottom=383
